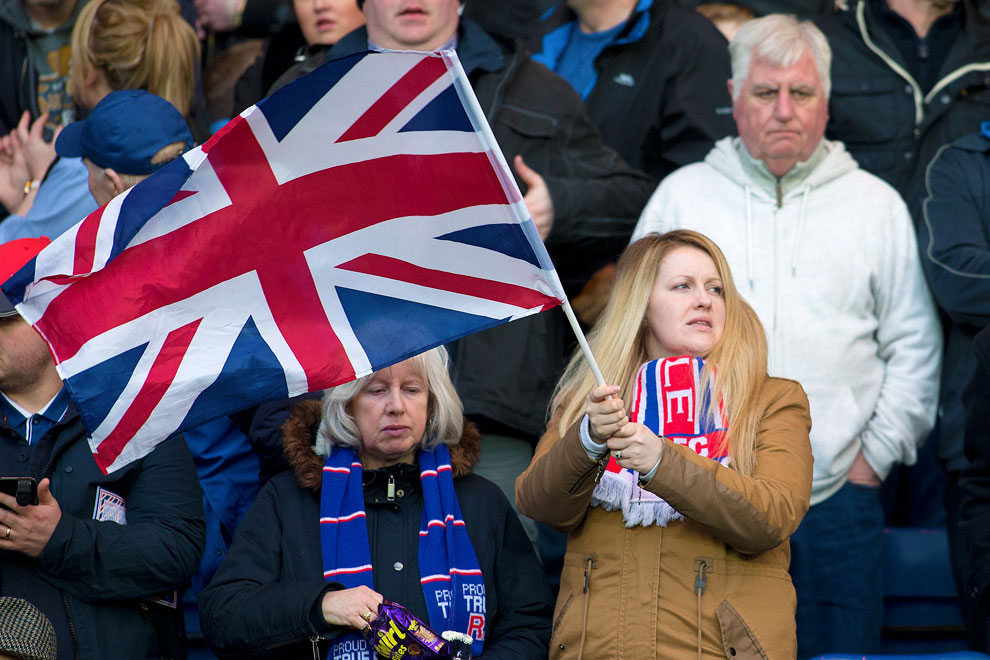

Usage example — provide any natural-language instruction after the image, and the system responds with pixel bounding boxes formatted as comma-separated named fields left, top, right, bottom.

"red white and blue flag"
left=1, top=50, right=566, bottom=473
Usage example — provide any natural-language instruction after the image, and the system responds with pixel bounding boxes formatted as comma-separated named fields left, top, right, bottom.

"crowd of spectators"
left=1, top=0, right=989, bottom=658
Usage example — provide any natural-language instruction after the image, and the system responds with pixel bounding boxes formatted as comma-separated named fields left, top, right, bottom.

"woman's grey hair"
left=729, top=14, right=832, bottom=101
left=314, top=346, right=464, bottom=456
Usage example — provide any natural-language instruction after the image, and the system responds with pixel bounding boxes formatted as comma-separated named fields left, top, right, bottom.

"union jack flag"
left=2, top=50, right=566, bottom=473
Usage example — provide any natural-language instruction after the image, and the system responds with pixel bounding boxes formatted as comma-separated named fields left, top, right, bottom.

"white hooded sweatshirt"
left=632, top=136, right=941, bottom=505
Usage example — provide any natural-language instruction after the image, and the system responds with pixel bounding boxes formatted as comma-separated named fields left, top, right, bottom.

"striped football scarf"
left=320, top=444, right=486, bottom=659
left=591, top=356, right=729, bottom=527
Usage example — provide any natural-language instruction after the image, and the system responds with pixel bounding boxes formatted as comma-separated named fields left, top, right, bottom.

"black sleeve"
left=960, top=328, right=990, bottom=615
left=198, top=479, right=338, bottom=658
left=918, top=143, right=990, bottom=327
left=639, top=9, right=735, bottom=181
left=35, top=436, right=206, bottom=600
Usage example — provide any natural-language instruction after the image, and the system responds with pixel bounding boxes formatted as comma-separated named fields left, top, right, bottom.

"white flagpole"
left=443, top=49, right=608, bottom=389
left=560, top=300, right=607, bottom=387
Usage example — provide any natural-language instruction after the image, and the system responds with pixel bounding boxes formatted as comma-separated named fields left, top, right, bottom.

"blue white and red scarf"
left=320, top=444, right=486, bottom=660
left=591, top=356, right=730, bottom=527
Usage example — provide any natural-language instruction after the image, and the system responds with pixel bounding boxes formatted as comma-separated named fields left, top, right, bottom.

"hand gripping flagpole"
left=442, top=49, right=608, bottom=390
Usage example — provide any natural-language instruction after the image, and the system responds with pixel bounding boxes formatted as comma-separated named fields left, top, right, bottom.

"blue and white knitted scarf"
left=320, top=444, right=486, bottom=660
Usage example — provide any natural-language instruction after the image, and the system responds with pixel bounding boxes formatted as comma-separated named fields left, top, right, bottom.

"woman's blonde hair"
left=316, top=347, right=464, bottom=456
left=70, top=0, right=200, bottom=114
left=552, top=230, right=768, bottom=475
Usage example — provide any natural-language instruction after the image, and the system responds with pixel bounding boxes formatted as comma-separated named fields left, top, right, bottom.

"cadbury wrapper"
left=364, top=600, right=447, bottom=659
left=440, top=631, right=473, bottom=659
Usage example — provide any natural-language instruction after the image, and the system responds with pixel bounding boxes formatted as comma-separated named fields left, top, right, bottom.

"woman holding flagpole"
left=517, top=230, right=813, bottom=660
left=198, top=346, right=550, bottom=659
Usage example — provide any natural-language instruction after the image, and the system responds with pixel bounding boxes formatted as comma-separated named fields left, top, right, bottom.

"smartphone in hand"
left=0, top=477, right=39, bottom=506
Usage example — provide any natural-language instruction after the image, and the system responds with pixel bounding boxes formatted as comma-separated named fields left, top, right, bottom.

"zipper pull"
left=387, top=474, right=396, bottom=502
left=310, top=635, right=320, bottom=660
left=593, top=457, right=607, bottom=484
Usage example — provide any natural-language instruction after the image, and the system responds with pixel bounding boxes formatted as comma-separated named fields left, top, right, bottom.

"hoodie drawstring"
left=744, top=185, right=754, bottom=289
left=791, top=186, right=810, bottom=276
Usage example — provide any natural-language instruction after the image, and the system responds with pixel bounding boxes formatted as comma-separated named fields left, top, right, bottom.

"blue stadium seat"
left=883, top=527, right=964, bottom=631
left=814, top=654, right=990, bottom=660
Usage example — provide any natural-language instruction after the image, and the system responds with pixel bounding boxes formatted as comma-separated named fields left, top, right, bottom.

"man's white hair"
left=729, top=14, right=832, bottom=101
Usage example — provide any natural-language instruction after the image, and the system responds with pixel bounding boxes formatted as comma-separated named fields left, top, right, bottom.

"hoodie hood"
left=281, top=399, right=483, bottom=491
left=704, top=136, right=859, bottom=201
left=702, top=136, right=860, bottom=285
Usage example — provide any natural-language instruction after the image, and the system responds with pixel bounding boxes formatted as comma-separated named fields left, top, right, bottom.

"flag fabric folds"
left=1, top=50, right=566, bottom=474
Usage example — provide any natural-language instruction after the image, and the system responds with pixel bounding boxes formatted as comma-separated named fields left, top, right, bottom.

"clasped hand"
left=587, top=385, right=662, bottom=474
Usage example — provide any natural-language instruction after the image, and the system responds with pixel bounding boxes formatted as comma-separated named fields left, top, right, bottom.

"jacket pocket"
left=716, top=600, right=770, bottom=660
left=551, top=552, right=597, bottom=659
left=495, top=104, right=559, bottom=175
left=828, top=78, right=904, bottom=144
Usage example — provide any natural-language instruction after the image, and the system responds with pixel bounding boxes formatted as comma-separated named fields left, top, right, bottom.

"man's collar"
left=733, top=139, right=830, bottom=198
left=0, top=386, right=69, bottom=421
left=332, top=18, right=504, bottom=78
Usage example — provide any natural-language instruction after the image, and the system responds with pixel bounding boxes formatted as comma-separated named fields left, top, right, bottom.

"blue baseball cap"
left=55, top=90, right=193, bottom=175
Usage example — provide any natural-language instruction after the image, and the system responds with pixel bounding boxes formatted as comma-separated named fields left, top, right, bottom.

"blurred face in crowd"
left=0, top=315, right=53, bottom=399
left=730, top=48, right=828, bottom=178
left=362, top=0, right=460, bottom=51
left=293, top=0, right=365, bottom=46
left=644, top=246, right=726, bottom=359
left=351, top=359, right=429, bottom=470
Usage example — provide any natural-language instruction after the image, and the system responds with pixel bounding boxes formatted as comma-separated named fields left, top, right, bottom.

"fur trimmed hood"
left=281, top=399, right=482, bottom=491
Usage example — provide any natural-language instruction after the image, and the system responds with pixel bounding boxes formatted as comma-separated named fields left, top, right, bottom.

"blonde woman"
left=516, top=230, right=813, bottom=660
left=68, top=0, right=200, bottom=118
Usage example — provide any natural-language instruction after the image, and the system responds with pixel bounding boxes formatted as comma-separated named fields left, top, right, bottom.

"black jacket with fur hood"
left=199, top=400, right=552, bottom=659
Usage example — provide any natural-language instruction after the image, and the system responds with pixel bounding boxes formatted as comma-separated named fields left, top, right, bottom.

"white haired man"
left=632, top=14, right=941, bottom=657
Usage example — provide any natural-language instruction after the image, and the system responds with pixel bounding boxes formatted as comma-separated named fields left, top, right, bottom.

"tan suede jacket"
left=516, top=377, right=812, bottom=660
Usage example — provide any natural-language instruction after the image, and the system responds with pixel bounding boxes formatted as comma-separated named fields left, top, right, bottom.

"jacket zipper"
left=387, top=474, right=396, bottom=502
left=62, top=591, right=81, bottom=660
left=576, top=554, right=595, bottom=660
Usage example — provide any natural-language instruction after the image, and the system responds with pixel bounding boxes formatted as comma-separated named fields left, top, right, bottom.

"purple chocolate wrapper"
left=364, top=601, right=447, bottom=659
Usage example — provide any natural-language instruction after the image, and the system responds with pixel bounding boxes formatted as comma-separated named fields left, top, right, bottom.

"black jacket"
left=198, top=401, right=552, bottom=659
left=0, top=410, right=205, bottom=660
left=272, top=20, right=652, bottom=441
left=917, top=128, right=990, bottom=470
left=816, top=0, right=990, bottom=217
left=531, top=0, right=736, bottom=181
left=960, top=326, right=990, bottom=615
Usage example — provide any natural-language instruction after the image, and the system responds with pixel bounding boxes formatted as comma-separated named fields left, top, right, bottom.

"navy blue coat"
left=816, top=0, right=990, bottom=218
left=0, top=410, right=205, bottom=660
left=917, top=127, right=990, bottom=470
left=198, top=401, right=551, bottom=659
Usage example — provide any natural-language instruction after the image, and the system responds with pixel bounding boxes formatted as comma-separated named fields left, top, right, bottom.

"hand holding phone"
left=0, top=478, right=61, bottom=557
left=0, top=477, right=39, bottom=507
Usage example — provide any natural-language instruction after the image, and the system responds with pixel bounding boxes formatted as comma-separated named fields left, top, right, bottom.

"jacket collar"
left=856, top=0, right=990, bottom=64
left=328, top=18, right=504, bottom=78
left=282, top=398, right=482, bottom=491
left=533, top=0, right=655, bottom=68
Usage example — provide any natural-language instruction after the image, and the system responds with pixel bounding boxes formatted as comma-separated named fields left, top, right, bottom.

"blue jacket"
left=0, top=409, right=205, bottom=659
left=917, top=126, right=990, bottom=470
